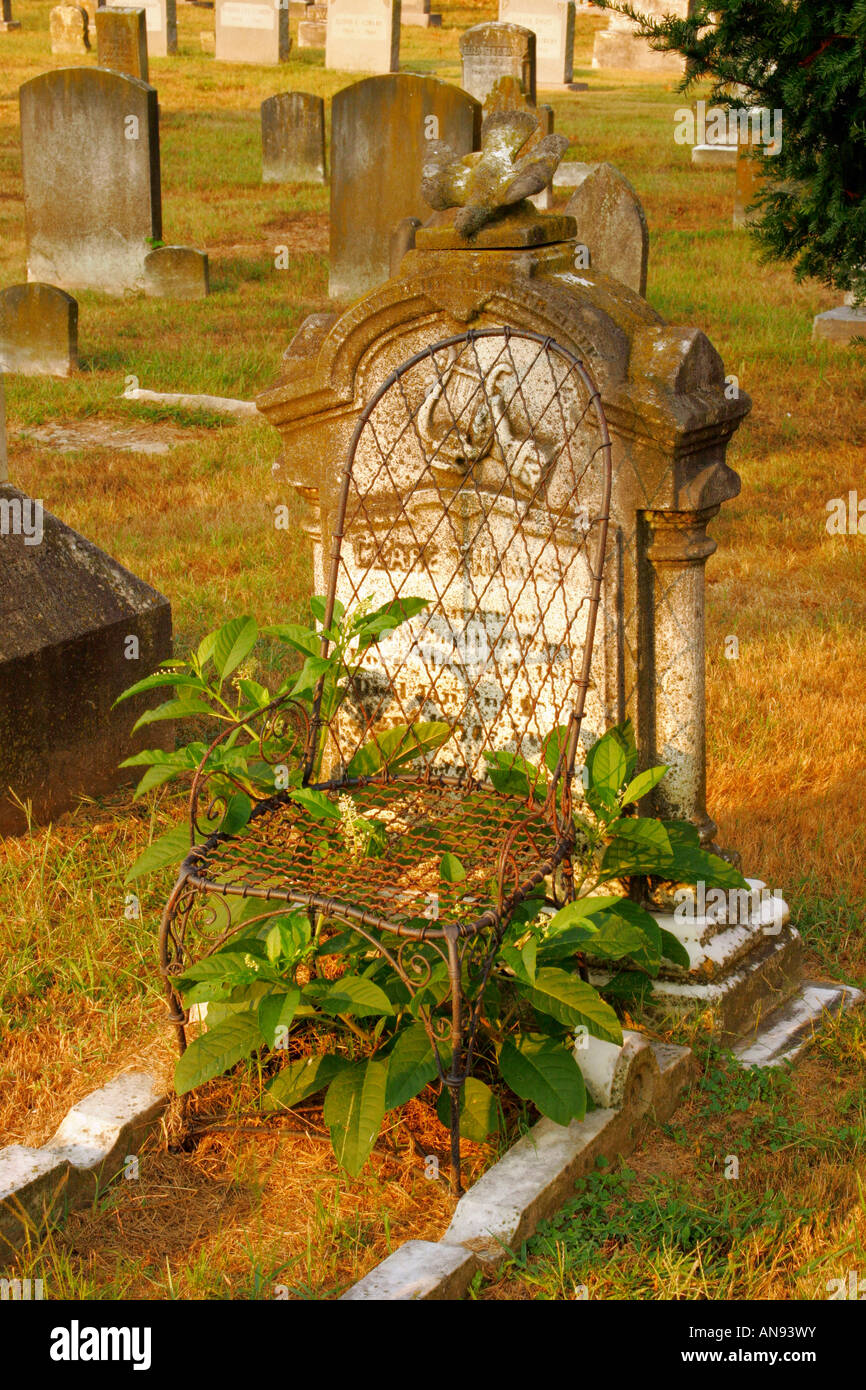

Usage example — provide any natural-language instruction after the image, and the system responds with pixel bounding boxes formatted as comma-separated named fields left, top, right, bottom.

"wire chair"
left=160, top=326, right=613, bottom=1196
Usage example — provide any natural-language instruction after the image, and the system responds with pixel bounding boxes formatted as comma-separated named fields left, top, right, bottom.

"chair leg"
left=159, top=872, right=191, bottom=1057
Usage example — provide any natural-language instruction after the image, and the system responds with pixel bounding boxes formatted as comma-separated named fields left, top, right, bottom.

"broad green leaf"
left=291, top=655, right=332, bottom=699
left=258, top=989, right=300, bottom=1048
left=113, top=670, right=205, bottom=706
left=262, top=622, right=321, bottom=657
left=436, top=1077, right=499, bottom=1142
left=347, top=721, right=450, bottom=777
left=659, top=926, right=691, bottom=970
left=587, top=730, right=628, bottom=801
left=289, top=787, right=340, bottom=821
left=131, top=762, right=189, bottom=799
left=607, top=818, right=672, bottom=854
left=124, top=824, right=190, bottom=883
left=621, top=765, right=668, bottom=805
left=174, top=1013, right=263, bottom=1095
left=309, top=595, right=343, bottom=625
left=314, top=974, right=395, bottom=1018
left=499, top=1035, right=586, bottom=1127
left=263, top=1054, right=349, bottom=1111
left=219, top=792, right=252, bottom=836
left=384, top=1023, right=439, bottom=1109
left=236, top=678, right=271, bottom=710
left=176, top=952, right=265, bottom=990
left=587, top=918, right=656, bottom=968
left=545, top=895, right=623, bottom=934
left=500, top=940, right=537, bottom=986
left=528, top=967, right=622, bottom=1044
left=440, top=853, right=467, bottom=884
left=197, top=629, right=219, bottom=669
left=132, top=698, right=215, bottom=732
left=324, top=1060, right=388, bottom=1177
left=212, top=616, right=258, bottom=682
left=543, top=725, right=570, bottom=776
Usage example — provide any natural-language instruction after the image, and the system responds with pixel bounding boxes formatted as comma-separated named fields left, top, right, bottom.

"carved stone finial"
left=421, top=109, right=569, bottom=240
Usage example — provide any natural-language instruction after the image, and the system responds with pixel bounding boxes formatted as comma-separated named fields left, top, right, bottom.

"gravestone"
left=298, top=4, right=327, bottom=46
left=49, top=4, right=90, bottom=54
left=144, top=245, right=209, bottom=297
left=565, top=161, right=649, bottom=296
left=0, top=284, right=79, bottom=376
left=813, top=289, right=866, bottom=346
left=0, top=485, right=173, bottom=835
left=261, top=92, right=326, bottom=184
left=329, top=73, right=481, bottom=299
left=401, top=0, right=440, bottom=28
left=19, top=69, right=161, bottom=295
left=95, top=6, right=149, bottom=81
left=104, top=0, right=176, bottom=57
left=214, top=0, right=290, bottom=63
left=460, top=22, right=535, bottom=106
left=326, top=0, right=400, bottom=75
left=498, top=0, right=573, bottom=87
left=1, top=0, right=21, bottom=32
left=593, top=0, right=691, bottom=74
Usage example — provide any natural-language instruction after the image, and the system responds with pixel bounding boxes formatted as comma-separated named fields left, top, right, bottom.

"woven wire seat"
left=161, top=325, right=612, bottom=1192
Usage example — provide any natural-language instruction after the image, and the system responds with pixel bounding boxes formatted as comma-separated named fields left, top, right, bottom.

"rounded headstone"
left=460, top=23, right=536, bottom=106
left=564, top=161, right=649, bottom=297
left=144, top=245, right=209, bottom=299
left=49, top=3, right=90, bottom=54
left=261, top=92, right=326, bottom=185
left=0, top=283, right=79, bottom=377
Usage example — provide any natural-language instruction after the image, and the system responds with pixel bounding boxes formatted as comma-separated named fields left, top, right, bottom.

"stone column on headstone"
left=592, top=0, right=690, bottom=75
left=565, top=161, right=649, bottom=296
left=1, top=0, right=21, bottom=33
left=49, top=4, right=90, bottom=54
left=215, top=0, right=290, bottom=63
left=0, top=284, right=79, bottom=376
left=104, top=0, right=176, bottom=57
left=498, top=0, right=574, bottom=88
left=325, top=0, right=400, bottom=75
left=19, top=68, right=162, bottom=295
left=96, top=7, right=149, bottom=81
left=329, top=74, right=481, bottom=299
left=261, top=92, right=326, bottom=184
left=460, top=22, right=536, bottom=106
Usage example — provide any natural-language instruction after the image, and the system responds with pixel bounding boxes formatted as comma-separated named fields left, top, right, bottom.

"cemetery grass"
left=1, top=4, right=864, bottom=1299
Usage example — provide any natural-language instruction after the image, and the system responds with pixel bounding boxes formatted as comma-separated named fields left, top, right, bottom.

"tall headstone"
left=329, top=74, right=481, bottom=300
left=214, top=0, right=290, bottom=63
left=325, top=0, right=400, bottom=75
left=0, top=284, right=79, bottom=377
left=593, top=0, right=691, bottom=75
left=19, top=69, right=162, bottom=295
left=96, top=6, right=149, bottom=81
left=460, top=22, right=535, bottom=106
left=565, top=161, right=649, bottom=296
left=1, top=0, right=21, bottom=33
left=498, top=0, right=573, bottom=87
left=104, top=0, right=176, bottom=57
left=261, top=92, right=326, bottom=184
left=49, top=4, right=90, bottom=54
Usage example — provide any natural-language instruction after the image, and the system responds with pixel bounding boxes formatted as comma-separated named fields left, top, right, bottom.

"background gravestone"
left=95, top=6, right=149, bottom=81
left=298, top=4, right=327, bottom=47
left=104, top=0, right=176, bottom=57
left=460, top=22, right=536, bottom=106
left=329, top=73, right=481, bottom=300
left=1, top=0, right=21, bottom=33
left=565, top=160, right=649, bottom=296
left=19, top=68, right=162, bottom=295
left=144, top=245, right=209, bottom=298
left=326, top=0, right=400, bottom=75
left=498, top=0, right=573, bottom=87
left=0, top=487, right=173, bottom=835
left=261, top=92, right=326, bottom=184
left=401, top=0, right=440, bottom=28
left=593, top=0, right=691, bottom=74
left=0, top=284, right=79, bottom=376
left=49, top=3, right=90, bottom=54
left=214, top=0, right=290, bottom=63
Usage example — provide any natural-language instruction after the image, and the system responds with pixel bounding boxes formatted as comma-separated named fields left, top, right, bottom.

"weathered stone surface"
left=95, top=5, right=149, bottom=80
left=812, top=304, right=866, bottom=345
left=144, top=244, right=209, bottom=298
left=0, top=485, right=172, bottom=833
left=460, top=22, right=535, bottom=105
left=553, top=159, right=593, bottom=187
left=19, top=68, right=162, bottom=295
left=498, top=0, right=573, bottom=87
left=297, top=18, right=325, bottom=45
left=401, top=0, right=440, bottom=28
left=734, top=981, right=864, bottom=1068
left=215, top=0, right=290, bottom=63
left=1, top=0, right=21, bottom=31
left=329, top=74, right=481, bottom=299
left=0, top=283, right=78, bottom=377
left=325, top=0, right=399, bottom=74
left=564, top=160, right=649, bottom=296
left=261, top=91, right=326, bottom=184
left=481, top=78, right=554, bottom=209
left=104, top=0, right=176, bottom=56
left=340, top=1241, right=478, bottom=1300
left=49, top=3, right=89, bottom=54
left=593, top=0, right=691, bottom=75
left=577, top=1029, right=659, bottom=1113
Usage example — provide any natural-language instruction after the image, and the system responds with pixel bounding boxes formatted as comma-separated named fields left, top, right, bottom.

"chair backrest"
left=312, top=326, right=612, bottom=794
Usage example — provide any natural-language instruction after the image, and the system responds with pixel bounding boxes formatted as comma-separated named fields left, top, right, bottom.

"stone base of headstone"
left=691, top=142, right=737, bottom=169
left=812, top=305, right=866, bottom=346
left=0, top=284, right=78, bottom=377
left=144, top=245, right=209, bottom=298
left=0, top=19, right=21, bottom=30
left=0, top=485, right=173, bottom=836
left=298, top=18, right=325, bottom=44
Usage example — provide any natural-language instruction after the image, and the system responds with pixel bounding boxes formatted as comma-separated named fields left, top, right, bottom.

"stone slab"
left=215, top=0, right=290, bottom=63
left=591, top=0, right=689, bottom=75
left=734, top=981, right=865, bottom=1068
left=498, top=0, right=573, bottom=87
left=20, top=68, right=162, bottom=295
left=144, top=244, right=209, bottom=297
left=261, top=90, right=326, bottom=184
left=297, top=18, right=325, bottom=44
left=692, top=143, right=737, bottom=169
left=812, top=305, right=866, bottom=345
left=326, top=0, right=399, bottom=74
left=49, top=3, right=90, bottom=54
left=105, top=0, right=176, bottom=56
left=95, top=6, right=149, bottom=81
left=565, top=160, right=648, bottom=296
left=0, top=283, right=78, bottom=377
left=460, top=21, right=536, bottom=106
left=340, top=1240, right=478, bottom=1300
left=415, top=206, right=575, bottom=250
